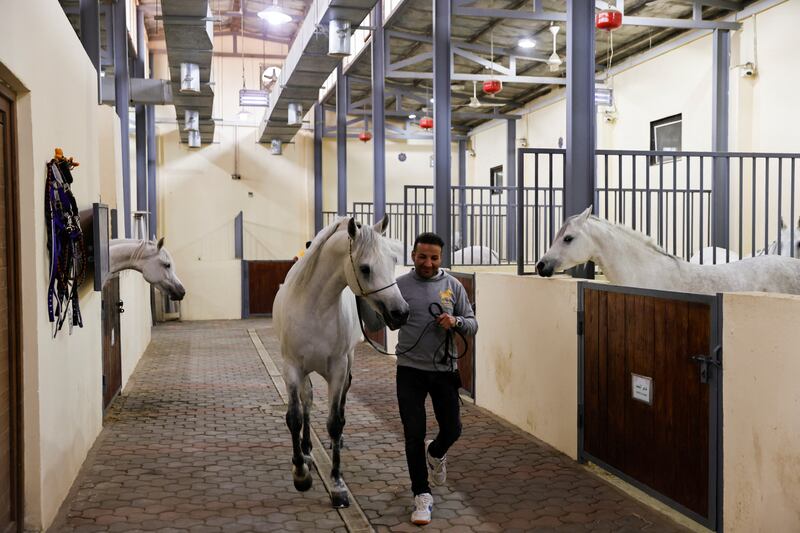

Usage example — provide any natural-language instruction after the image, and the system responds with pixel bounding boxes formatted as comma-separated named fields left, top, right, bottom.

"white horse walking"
left=537, top=207, right=800, bottom=295
left=109, top=238, right=186, bottom=300
left=273, top=217, right=409, bottom=507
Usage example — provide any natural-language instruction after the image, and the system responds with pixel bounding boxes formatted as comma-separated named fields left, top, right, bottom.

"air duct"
left=287, top=102, right=303, bottom=125
left=328, top=19, right=352, bottom=57
left=184, top=110, right=200, bottom=131
left=180, top=63, right=200, bottom=93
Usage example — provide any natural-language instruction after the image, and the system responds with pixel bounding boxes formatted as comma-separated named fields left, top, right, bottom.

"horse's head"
left=778, top=217, right=800, bottom=258
left=537, top=206, right=595, bottom=277
left=141, top=238, right=186, bottom=301
left=345, top=216, right=409, bottom=330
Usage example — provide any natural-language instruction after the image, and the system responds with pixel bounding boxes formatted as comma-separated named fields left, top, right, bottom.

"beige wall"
left=473, top=273, right=580, bottom=459
left=722, top=292, right=800, bottom=532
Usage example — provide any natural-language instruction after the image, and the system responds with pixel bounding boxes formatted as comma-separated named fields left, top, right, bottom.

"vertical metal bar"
left=80, top=0, right=101, bottom=103
left=672, top=156, right=677, bottom=256
left=113, top=0, right=132, bottom=238
left=458, top=139, right=467, bottom=249
left=792, top=158, right=797, bottom=258
left=604, top=155, right=609, bottom=222
left=658, top=157, right=664, bottom=247
left=566, top=0, right=596, bottom=278
left=146, top=57, right=157, bottom=240
left=534, top=154, right=540, bottom=260
left=506, top=120, right=517, bottom=261
left=314, top=103, right=324, bottom=233
left=518, top=149, right=525, bottom=275
left=548, top=154, right=554, bottom=243
left=700, top=156, right=706, bottom=263
left=337, top=64, right=348, bottom=216
left=765, top=157, right=770, bottom=252
left=135, top=6, right=147, bottom=221
left=751, top=157, right=756, bottom=256
left=617, top=154, right=622, bottom=224
left=234, top=211, right=243, bottom=259
left=433, top=0, right=452, bottom=266
left=712, top=30, right=730, bottom=249
left=778, top=157, right=783, bottom=254
left=631, top=155, right=637, bottom=230
left=372, top=1, right=386, bottom=221
left=738, top=157, right=743, bottom=258
left=645, top=157, right=651, bottom=236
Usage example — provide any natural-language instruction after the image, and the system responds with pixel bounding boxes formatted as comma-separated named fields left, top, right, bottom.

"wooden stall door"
left=102, top=277, right=122, bottom=410
left=0, top=88, right=22, bottom=532
left=246, top=260, right=295, bottom=316
left=449, top=272, right=475, bottom=397
left=582, top=286, right=717, bottom=527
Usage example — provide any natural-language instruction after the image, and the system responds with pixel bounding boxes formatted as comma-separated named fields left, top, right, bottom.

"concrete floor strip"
left=248, top=329, right=374, bottom=533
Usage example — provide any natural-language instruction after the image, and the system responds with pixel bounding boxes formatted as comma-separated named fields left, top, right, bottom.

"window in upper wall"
left=490, top=165, right=503, bottom=195
left=650, top=114, right=682, bottom=166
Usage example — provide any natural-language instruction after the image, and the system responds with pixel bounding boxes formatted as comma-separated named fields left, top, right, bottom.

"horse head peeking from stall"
left=273, top=216, right=409, bottom=508
left=109, top=238, right=186, bottom=300
left=537, top=207, right=800, bottom=295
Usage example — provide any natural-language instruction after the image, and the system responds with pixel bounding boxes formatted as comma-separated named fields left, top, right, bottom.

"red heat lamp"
left=419, top=116, right=434, bottom=130
left=358, top=131, right=373, bottom=142
left=596, top=8, right=623, bottom=31
left=482, top=79, right=503, bottom=95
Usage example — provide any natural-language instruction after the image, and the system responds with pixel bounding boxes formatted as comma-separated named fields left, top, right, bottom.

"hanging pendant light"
left=258, top=0, right=292, bottom=26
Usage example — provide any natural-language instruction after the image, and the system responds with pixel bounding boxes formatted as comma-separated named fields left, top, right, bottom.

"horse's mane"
left=284, top=218, right=346, bottom=289
left=589, top=215, right=680, bottom=261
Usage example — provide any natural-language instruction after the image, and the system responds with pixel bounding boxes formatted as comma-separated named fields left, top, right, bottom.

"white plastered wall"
left=154, top=35, right=306, bottom=320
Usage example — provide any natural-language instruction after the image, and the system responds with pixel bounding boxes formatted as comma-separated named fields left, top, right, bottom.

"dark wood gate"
left=242, top=260, right=295, bottom=317
left=0, top=82, right=22, bottom=533
left=450, top=272, right=475, bottom=398
left=579, top=283, right=721, bottom=530
left=101, top=276, right=123, bottom=410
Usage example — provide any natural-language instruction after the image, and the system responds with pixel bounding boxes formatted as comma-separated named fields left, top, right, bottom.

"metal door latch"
left=690, top=354, right=720, bottom=384
left=116, top=300, right=125, bottom=314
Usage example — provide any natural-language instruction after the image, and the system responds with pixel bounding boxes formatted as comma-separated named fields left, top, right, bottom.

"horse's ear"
left=156, top=237, right=165, bottom=250
left=373, top=214, right=389, bottom=235
left=347, top=218, right=358, bottom=239
left=581, top=205, right=593, bottom=220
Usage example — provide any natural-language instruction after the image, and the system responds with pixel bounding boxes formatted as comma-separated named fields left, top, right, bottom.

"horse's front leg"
left=285, top=366, right=313, bottom=491
left=327, top=362, right=352, bottom=508
left=300, top=375, right=313, bottom=461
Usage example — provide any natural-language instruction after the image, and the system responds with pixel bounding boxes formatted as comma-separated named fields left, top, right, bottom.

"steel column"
left=135, top=6, right=148, bottom=229
left=566, top=0, right=596, bottom=278
left=113, top=0, right=132, bottom=238
left=433, top=0, right=452, bottom=265
left=506, top=119, right=517, bottom=261
left=147, top=51, right=157, bottom=240
left=371, top=1, right=386, bottom=221
left=234, top=211, right=243, bottom=259
left=458, top=139, right=467, bottom=250
left=314, top=103, right=324, bottom=233
left=711, top=30, right=730, bottom=249
left=336, top=64, right=348, bottom=216
left=79, top=0, right=101, bottom=103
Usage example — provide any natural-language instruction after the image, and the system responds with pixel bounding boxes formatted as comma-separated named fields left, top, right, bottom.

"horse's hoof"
left=331, top=490, right=350, bottom=508
left=303, top=453, right=314, bottom=466
left=292, top=464, right=312, bottom=492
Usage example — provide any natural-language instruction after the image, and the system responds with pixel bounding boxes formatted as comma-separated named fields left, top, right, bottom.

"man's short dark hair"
left=413, top=232, right=445, bottom=252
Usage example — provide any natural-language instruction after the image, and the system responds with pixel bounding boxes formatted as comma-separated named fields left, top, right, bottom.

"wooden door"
left=0, top=86, right=22, bottom=532
left=245, top=260, right=294, bottom=316
left=449, top=272, right=475, bottom=397
left=581, top=284, right=719, bottom=529
left=101, top=277, right=122, bottom=410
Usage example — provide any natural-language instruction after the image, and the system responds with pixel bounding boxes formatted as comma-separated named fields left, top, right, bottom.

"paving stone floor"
left=50, top=319, right=689, bottom=532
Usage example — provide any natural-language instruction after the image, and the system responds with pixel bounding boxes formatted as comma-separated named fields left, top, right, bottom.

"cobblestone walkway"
left=51, top=319, right=688, bottom=532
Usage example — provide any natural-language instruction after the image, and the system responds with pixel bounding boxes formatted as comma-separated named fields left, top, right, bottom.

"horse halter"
left=348, top=237, right=397, bottom=297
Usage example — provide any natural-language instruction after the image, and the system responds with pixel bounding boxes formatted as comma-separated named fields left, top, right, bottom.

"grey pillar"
left=433, top=0, right=452, bottom=266
left=566, top=0, right=596, bottom=278
left=371, top=1, right=386, bottom=221
left=234, top=211, right=243, bottom=259
left=135, top=7, right=148, bottom=226
left=506, top=119, right=517, bottom=261
left=314, top=103, right=324, bottom=234
left=147, top=52, right=157, bottom=240
left=336, top=64, right=348, bottom=216
left=458, top=139, right=467, bottom=249
left=712, top=30, right=730, bottom=249
left=113, top=0, right=132, bottom=238
left=79, top=0, right=101, bottom=103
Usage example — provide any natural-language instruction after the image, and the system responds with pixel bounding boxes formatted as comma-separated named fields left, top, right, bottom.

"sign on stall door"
left=631, top=373, right=653, bottom=405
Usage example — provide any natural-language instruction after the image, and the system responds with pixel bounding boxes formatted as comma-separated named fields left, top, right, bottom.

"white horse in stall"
left=536, top=207, right=800, bottom=295
left=273, top=217, right=409, bottom=508
left=109, top=238, right=186, bottom=300
left=452, top=245, right=501, bottom=265
left=690, top=217, right=800, bottom=264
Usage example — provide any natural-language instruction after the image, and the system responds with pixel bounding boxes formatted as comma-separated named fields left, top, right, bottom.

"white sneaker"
left=411, top=492, right=434, bottom=525
left=426, top=440, right=447, bottom=486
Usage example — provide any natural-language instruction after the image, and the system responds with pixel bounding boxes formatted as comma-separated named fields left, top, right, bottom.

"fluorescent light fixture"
left=239, top=89, right=270, bottom=107
left=595, top=86, right=614, bottom=106
left=258, top=0, right=291, bottom=26
left=188, top=130, right=201, bottom=148
left=184, top=110, right=199, bottom=131
left=518, top=38, right=536, bottom=49
left=408, top=114, right=417, bottom=119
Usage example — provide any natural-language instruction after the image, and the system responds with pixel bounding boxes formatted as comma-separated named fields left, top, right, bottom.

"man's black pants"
left=396, top=365, right=462, bottom=496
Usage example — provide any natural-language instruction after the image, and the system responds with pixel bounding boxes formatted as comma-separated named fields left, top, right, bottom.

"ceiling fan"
left=464, top=81, right=506, bottom=109
left=517, top=25, right=563, bottom=71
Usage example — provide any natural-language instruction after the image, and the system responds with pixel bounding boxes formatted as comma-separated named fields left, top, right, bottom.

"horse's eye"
left=164, top=263, right=171, bottom=269
left=564, top=235, right=574, bottom=243
left=360, top=265, right=371, bottom=276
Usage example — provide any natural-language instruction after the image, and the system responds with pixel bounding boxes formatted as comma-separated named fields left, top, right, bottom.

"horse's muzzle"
left=536, top=260, right=555, bottom=277
left=170, top=286, right=186, bottom=301
left=384, top=308, right=409, bottom=330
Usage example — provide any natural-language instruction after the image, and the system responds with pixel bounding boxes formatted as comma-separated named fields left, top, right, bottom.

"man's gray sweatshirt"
left=395, top=269, right=478, bottom=372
